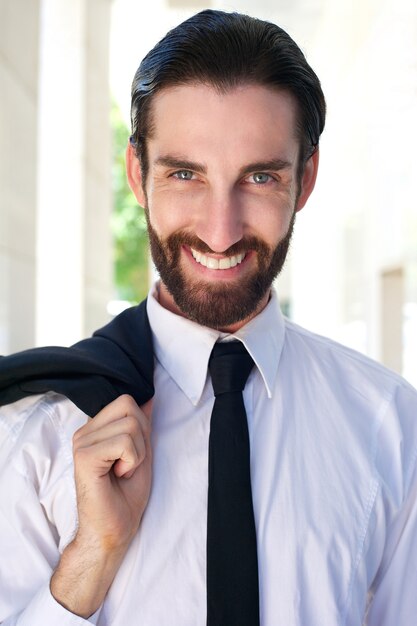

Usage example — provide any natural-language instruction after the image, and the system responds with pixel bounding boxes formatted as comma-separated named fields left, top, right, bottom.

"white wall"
left=290, top=0, right=417, bottom=386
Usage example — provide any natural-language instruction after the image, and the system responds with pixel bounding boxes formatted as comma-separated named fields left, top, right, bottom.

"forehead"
left=147, top=83, right=300, bottom=165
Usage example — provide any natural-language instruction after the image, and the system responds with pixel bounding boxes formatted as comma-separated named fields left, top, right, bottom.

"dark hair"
left=130, top=9, right=326, bottom=181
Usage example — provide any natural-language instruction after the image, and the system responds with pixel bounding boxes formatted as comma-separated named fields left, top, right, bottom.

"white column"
left=0, top=0, right=40, bottom=353
left=36, top=0, right=112, bottom=346
left=83, top=0, right=113, bottom=337
left=36, top=0, right=86, bottom=345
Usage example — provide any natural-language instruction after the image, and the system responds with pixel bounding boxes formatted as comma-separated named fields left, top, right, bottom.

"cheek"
left=146, top=183, right=208, bottom=238
left=241, top=182, right=297, bottom=236
left=146, top=192, right=190, bottom=238
left=249, top=204, right=295, bottom=247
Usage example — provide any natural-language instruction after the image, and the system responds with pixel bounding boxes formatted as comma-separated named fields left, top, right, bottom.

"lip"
left=182, top=245, right=253, bottom=278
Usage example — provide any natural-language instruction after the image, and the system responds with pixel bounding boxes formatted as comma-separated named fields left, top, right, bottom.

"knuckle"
left=124, top=414, right=140, bottom=435
left=118, top=432, right=134, bottom=450
left=118, top=394, right=138, bottom=412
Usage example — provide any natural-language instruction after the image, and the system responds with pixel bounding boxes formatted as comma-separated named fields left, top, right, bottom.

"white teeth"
left=206, top=257, right=219, bottom=269
left=190, top=248, right=245, bottom=270
left=218, top=257, right=231, bottom=269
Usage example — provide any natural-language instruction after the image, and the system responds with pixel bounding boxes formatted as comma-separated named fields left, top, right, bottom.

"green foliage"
left=111, top=102, right=149, bottom=304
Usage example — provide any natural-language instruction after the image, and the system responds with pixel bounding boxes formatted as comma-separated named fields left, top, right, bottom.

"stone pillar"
left=83, top=0, right=113, bottom=338
left=0, top=0, right=41, bottom=353
left=36, top=0, right=112, bottom=346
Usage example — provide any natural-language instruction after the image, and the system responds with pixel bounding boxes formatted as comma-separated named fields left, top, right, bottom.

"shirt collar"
left=146, top=282, right=285, bottom=405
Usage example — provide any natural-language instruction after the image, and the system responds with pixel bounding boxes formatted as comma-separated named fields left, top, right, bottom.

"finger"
left=73, top=395, right=144, bottom=441
left=74, top=432, right=144, bottom=479
left=113, top=411, right=151, bottom=478
left=73, top=413, right=147, bottom=452
left=120, top=401, right=153, bottom=479
left=75, top=421, right=148, bottom=478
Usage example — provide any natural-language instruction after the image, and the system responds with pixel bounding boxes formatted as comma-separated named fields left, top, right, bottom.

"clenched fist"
left=51, top=395, right=153, bottom=617
left=73, top=393, right=153, bottom=549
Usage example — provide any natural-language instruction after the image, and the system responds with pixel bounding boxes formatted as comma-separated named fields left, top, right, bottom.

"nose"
left=195, top=189, right=243, bottom=253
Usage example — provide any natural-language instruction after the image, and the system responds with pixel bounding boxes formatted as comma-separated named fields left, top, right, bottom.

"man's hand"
left=50, top=395, right=152, bottom=618
left=72, top=393, right=152, bottom=550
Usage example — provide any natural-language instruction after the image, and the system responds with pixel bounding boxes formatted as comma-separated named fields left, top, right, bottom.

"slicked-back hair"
left=130, top=9, right=326, bottom=183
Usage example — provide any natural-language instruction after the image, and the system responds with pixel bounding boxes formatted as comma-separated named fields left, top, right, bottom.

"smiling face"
left=127, top=83, right=318, bottom=331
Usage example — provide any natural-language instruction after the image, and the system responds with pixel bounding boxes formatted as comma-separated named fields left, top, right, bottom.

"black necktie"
left=207, top=341, right=260, bottom=626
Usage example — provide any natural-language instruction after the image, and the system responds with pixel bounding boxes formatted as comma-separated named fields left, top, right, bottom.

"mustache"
left=164, top=231, right=270, bottom=257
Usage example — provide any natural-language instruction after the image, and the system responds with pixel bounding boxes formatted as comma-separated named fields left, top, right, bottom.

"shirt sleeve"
left=0, top=396, right=98, bottom=626
left=1, top=584, right=100, bottom=626
left=365, top=382, right=417, bottom=625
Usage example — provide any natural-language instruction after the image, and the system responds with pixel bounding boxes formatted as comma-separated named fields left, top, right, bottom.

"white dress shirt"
left=1, top=285, right=417, bottom=625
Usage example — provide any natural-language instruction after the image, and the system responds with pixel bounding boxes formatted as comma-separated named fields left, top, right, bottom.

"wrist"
left=50, top=534, right=128, bottom=618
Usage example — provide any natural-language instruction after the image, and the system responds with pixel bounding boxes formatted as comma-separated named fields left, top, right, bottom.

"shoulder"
left=282, top=317, right=414, bottom=399
left=281, top=318, right=417, bottom=496
left=0, top=393, right=87, bottom=552
left=0, top=392, right=89, bottom=475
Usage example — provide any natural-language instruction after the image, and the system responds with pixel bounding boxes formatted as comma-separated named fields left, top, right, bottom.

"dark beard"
left=145, top=211, right=295, bottom=329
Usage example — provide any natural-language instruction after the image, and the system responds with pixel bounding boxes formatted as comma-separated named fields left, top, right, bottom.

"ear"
left=126, top=141, right=146, bottom=207
left=295, top=147, right=319, bottom=212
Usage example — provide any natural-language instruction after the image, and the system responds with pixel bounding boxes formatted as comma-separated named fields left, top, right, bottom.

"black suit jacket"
left=0, top=300, right=154, bottom=416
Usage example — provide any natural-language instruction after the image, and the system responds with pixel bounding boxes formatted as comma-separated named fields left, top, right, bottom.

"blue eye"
left=251, top=172, right=271, bottom=184
left=173, top=170, right=194, bottom=180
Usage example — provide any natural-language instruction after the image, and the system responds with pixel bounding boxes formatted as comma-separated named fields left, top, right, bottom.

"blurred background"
left=1, top=0, right=416, bottom=386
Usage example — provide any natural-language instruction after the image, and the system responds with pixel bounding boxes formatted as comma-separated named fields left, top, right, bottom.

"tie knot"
left=208, top=342, right=254, bottom=397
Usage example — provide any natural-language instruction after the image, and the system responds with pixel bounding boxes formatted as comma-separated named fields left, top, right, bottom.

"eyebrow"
left=154, top=155, right=293, bottom=176
left=238, top=159, right=293, bottom=176
left=155, top=155, right=207, bottom=174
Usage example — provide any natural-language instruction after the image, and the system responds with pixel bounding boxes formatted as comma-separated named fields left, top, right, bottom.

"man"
left=0, top=9, right=416, bottom=626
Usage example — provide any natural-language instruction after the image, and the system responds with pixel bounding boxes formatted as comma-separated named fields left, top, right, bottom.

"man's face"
left=127, top=83, right=318, bottom=331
